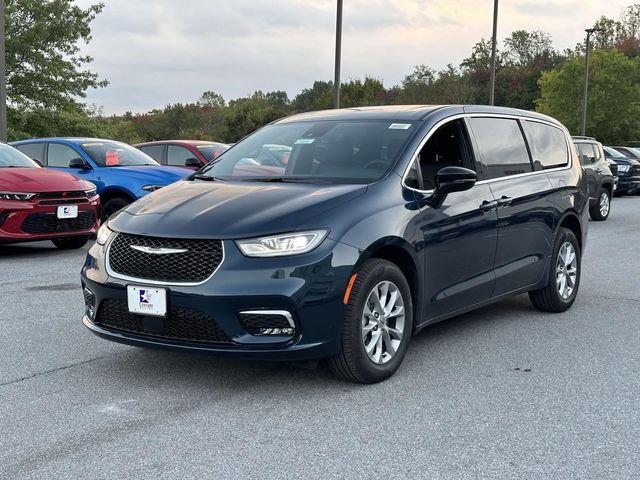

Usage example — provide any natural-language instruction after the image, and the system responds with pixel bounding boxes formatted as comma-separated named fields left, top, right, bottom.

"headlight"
left=142, top=185, right=164, bottom=192
left=85, top=188, right=97, bottom=198
left=0, top=191, right=36, bottom=201
left=96, top=223, right=114, bottom=245
left=236, top=230, right=328, bottom=257
left=617, top=165, right=630, bottom=173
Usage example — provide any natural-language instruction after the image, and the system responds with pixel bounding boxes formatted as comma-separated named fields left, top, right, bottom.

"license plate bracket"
left=127, top=286, right=167, bottom=317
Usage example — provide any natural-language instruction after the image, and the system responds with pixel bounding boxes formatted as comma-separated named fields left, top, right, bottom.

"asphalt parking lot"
left=1, top=198, right=639, bottom=480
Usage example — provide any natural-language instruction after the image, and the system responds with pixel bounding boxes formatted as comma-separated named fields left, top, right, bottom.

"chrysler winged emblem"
left=130, top=245, right=188, bottom=255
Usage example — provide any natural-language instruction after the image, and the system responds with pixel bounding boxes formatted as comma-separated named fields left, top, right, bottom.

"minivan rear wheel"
left=328, top=259, right=413, bottom=383
left=529, top=227, right=581, bottom=312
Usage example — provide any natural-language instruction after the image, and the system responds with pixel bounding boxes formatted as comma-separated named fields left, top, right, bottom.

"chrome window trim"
left=401, top=112, right=574, bottom=194
left=105, top=233, right=225, bottom=286
left=239, top=310, right=295, bottom=328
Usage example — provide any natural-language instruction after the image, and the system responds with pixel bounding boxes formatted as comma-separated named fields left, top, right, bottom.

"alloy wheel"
left=599, top=192, right=610, bottom=218
left=556, top=241, right=578, bottom=300
left=361, top=280, right=405, bottom=365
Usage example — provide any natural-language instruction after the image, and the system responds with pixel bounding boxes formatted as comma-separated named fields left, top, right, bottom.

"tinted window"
left=523, top=121, right=568, bottom=170
left=15, top=143, right=45, bottom=163
left=200, top=121, right=416, bottom=184
left=48, top=143, right=81, bottom=168
left=81, top=141, right=159, bottom=167
left=414, top=119, right=474, bottom=190
left=139, top=145, right=165, bottom=163
left=603, top=146, right=626, bottom=159
left=469, top=118, right=532, bottom=180
left=576, top=143, right=596, bottom=165
left=167, top=145, right=197, bottom=167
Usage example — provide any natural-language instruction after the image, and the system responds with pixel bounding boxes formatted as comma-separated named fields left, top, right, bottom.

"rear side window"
left=15, top=143, right=45, bottom=163
left=576, top=143, right=596, bottom=165
left=139, top=145, right=165, bottom=163
left=468, top=117, right=532, bottom=180
left=47, top=143, right=81, bottom=168
left=523, top=121, right=568, bottom=170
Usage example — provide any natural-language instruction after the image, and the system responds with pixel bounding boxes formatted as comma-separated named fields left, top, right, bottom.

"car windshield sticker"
left=105, top=150, right=120, bottom=166
left=389, top=123, right=412, bottom=130
left=294, top=138, right=316, bottom=145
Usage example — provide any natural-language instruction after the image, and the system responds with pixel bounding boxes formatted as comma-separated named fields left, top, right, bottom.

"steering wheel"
left=363, top=160, right=388, bottom=170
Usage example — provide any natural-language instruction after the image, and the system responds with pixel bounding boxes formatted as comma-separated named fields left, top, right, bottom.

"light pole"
left=0, top=1, right=7, bottom=142
left=581, top=28, right=600, bottom=136
left=489, top=0, right=499, bottom=105
left=333, top=0, right=343, bottom=109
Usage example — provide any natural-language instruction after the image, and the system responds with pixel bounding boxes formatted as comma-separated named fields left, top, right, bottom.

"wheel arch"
left=556, top=211, right=583, bottom=253
left=99, top=187, right=135, bottom=205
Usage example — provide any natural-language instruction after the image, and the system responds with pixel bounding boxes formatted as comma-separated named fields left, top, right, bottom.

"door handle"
left=497, top=196, right=512, bottom=208
left=479, top=200, right=498, bottom=212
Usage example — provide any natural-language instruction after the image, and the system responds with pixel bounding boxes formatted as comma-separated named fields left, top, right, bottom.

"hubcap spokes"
left=599, top=193, right=610, bottom=217
left=362, top=281, right=405, bottom=365
left=556, top=242, right=578, bottom=300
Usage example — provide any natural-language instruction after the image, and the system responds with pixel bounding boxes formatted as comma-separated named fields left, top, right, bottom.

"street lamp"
left=581, top=28, right=602, bottom=136
left=333, top=0, right=343, bottom=109
left=489, top=0, right=499, bottom=106
left=0, top=1, right=7, bottom=142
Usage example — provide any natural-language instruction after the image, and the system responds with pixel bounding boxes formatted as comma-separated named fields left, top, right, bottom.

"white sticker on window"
left=388, top=123, right=412, bottom=130
left=294, top=138, right=316, bottom=145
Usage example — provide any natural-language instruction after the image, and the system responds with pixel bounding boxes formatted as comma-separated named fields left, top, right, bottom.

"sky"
left=76, top=0, right=635, bottom=114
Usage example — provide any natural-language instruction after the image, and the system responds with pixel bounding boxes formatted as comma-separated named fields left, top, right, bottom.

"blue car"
left=10, top=138, right=191, bottom=220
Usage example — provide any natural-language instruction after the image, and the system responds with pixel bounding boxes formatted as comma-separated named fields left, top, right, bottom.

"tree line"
left=6, top=1, right=640, bottom=145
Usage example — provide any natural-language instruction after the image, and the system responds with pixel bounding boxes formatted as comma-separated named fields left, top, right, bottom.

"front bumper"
left=0, top=195, right=100, bottom=242
left=81, top=236, right=361, bottom=361
left=616, top=173, right=640, bottom=192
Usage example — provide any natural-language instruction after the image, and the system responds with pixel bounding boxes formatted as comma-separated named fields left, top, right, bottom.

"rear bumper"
left=81, top=238, right=361, bottom=361
left=0, top=196, right=100, bottom=242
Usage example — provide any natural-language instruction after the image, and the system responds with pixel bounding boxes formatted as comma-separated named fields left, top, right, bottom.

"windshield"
left=81, top=141, right=160, bottom=167
left=195, top=144, right=229, bottom=162
left=604, top=146, right=627, bottom=159
left=199, top=121, right=416, bottom=183
left=0, top=143, right=40, bottom=168
left=623, top=146, right=640, bottom=157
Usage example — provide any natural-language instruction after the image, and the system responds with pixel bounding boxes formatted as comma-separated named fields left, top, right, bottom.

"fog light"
left=83, top=287, right=96, bottom=320
left=239, top=310, right=297, bottom=337
left=259, top=327, right=296, bottom=336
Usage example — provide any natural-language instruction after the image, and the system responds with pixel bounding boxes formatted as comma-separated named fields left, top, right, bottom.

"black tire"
left=529, top=227, right=581, bottom=313
left=101, top=197, right=130, bottom=221
left=328, top=259, right=413, bottom=383
left=589, top=188, right=610, bottom=221
left=51, top=235, right=89, bottom=250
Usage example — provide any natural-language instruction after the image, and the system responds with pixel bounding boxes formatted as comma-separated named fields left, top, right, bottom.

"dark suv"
left=572, top=137, right=615, bottom=221
left=82, top=106, right=589, bottom=383
left=607, top=146, right=640, bottom=195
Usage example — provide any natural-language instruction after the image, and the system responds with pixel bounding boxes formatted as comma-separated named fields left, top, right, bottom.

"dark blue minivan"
left=11, top=138, right=190, bottom=220
left=81, top=106, right=589, bottom=383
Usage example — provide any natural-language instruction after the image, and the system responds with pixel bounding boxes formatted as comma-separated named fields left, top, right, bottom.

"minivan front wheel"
left=329, top=259, right=413, bottom=383
left=529, top=227, right=581, bottom=312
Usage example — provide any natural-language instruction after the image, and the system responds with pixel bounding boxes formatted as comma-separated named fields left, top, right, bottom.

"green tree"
left=536, top=49, right=640, bottom=143
left=6, top=0, right=107, bottom=109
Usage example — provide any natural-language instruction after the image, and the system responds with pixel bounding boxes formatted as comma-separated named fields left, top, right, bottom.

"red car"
left=0, top=143, right=100, bottom=249
left=134, top=140, right=229, bottom=169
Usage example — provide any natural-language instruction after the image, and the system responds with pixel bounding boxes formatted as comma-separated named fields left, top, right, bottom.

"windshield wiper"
left=192, top=173, right=225, bottom=182
left=240, top=177, right=331, bottom=184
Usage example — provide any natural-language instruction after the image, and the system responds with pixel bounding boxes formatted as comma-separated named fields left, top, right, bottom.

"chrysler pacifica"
left=81, top=105, right=589, bottom=383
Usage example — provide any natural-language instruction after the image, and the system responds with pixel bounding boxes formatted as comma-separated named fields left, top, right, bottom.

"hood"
left=0, top=167, right=93, bottom=192
left=110, top=179, right=367, bottom=238
left=103, top=165, right=190, bottom=183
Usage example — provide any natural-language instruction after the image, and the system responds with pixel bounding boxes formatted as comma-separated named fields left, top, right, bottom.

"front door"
left=409, top=118, right=498, bottom=321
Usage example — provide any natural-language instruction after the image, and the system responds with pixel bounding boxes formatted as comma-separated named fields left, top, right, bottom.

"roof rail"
left=571, top=135, right=596, bottom=141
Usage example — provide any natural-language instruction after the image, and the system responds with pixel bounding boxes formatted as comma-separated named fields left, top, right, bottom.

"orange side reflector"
left=343, top=274, right=358, bottom=305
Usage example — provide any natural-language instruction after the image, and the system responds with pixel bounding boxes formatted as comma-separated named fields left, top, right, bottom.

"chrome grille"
left=108, top=233, right=223, bottom=283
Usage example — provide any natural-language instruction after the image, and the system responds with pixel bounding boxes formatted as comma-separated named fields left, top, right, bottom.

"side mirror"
left=185, top=157, right=201, bottom=168
left=69, top=157, right=90, bottom=169
left=434, top=166, right=477, bottom=196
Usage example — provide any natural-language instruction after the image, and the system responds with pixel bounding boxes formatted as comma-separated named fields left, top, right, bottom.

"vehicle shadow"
left=97, top=294, right=538, bottom=393
left=0, top=241, right=88, bottom=259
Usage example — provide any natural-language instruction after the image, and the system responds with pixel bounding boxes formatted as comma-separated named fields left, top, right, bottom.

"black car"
left=82, top=105, right=589, bottom=383
left=608, top=146, right=640, bottom=195
left=572, top=137, right=615, bottom=221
